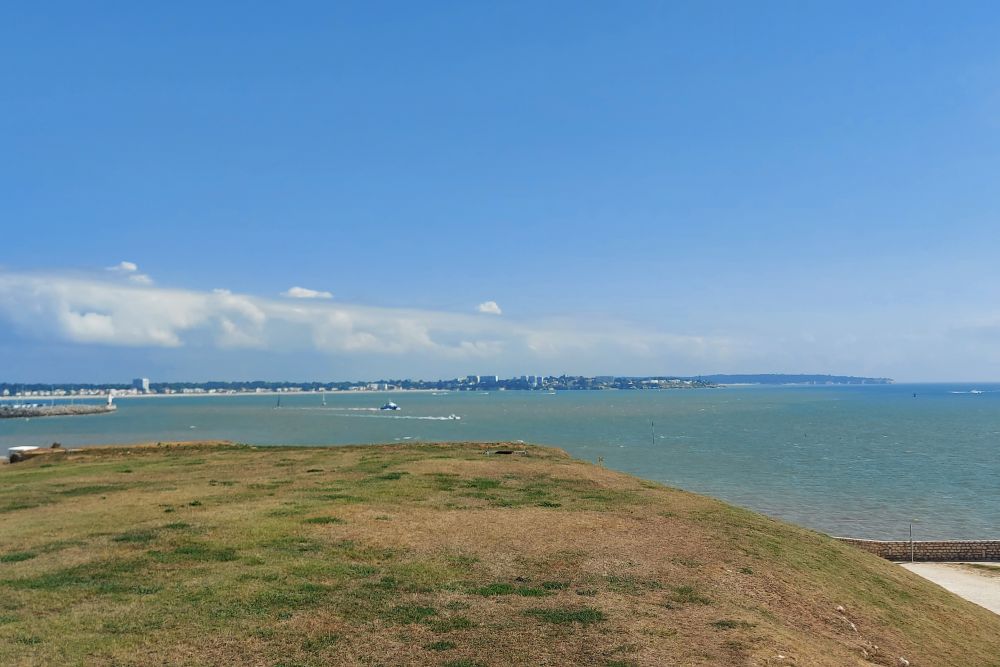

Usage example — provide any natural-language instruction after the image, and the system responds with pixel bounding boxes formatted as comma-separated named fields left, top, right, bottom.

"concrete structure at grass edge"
left=836, top=538, right=1000, bottom=562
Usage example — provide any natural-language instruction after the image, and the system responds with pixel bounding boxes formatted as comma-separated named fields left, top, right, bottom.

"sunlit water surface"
left=3, top=384, right=998, bottom=540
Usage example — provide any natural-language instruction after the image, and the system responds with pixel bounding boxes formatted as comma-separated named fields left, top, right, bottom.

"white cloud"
left=107, top=260, right=153, bottom=285
left=282, top=286, right=333, bottom=299
left=107, top=261, right=138, bottom=273
left=0, top=270, right=730, bottom=372
left=477, top=300, right=502, bottom=315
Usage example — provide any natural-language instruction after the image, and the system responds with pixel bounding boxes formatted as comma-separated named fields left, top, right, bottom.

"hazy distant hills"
left=700, top=374, right=893, bottom=385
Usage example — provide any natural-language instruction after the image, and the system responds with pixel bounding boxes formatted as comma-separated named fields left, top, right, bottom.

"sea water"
left=2, top=383, right=998, bottom=540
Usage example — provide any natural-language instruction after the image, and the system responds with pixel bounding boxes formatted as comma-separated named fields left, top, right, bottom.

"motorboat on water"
left=379, top=402, right=400, bottom=411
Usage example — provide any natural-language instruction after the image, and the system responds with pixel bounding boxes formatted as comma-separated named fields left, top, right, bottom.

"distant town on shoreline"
left=1, top=374, right=893, bottom=398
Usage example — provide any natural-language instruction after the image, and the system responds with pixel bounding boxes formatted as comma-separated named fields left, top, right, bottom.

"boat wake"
left=289, top=406, right=382, bottom=412
left=325, top=413, right=461, bottom=421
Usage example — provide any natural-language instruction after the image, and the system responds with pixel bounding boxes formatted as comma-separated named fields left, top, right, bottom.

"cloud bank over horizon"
left=3, top=267, right=999, bottom=383
left=0, top=268, right=733, bottom=380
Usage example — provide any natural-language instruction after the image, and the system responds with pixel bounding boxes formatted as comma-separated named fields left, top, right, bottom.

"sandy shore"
left=902, top=562, right=1000, bottom=615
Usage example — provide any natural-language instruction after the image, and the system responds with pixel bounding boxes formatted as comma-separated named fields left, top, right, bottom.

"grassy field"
left=1, top=441, right=999, bottom=666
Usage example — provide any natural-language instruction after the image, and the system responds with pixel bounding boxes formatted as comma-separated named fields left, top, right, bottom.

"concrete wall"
left=836, top=538, right=1000, bottom=562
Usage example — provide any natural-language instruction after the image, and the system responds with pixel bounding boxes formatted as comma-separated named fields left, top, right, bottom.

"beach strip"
left=901, top=562, right=1000, bottom=615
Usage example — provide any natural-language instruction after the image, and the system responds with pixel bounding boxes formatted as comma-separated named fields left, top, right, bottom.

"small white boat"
left=380, top=402, right=400, bottom=411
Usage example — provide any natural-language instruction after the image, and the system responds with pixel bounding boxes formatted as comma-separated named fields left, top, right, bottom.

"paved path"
left=901, top=562, right=1000, bottom=615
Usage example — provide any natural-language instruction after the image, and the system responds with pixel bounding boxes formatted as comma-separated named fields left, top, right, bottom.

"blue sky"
left=3, top=2, right=1000, bottom=382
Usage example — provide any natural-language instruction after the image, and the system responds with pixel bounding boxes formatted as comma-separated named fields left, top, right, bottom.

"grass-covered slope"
left=1, top=442, right=998, bottom=666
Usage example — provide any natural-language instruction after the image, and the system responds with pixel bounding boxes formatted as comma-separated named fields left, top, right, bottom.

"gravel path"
left=901, top=562, right=1000, bottom=615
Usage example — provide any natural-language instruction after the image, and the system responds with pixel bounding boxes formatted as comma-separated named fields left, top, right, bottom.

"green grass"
left=386, top=604, right=437, bottom=624
left=312, top=493, right=362, bottom=502
left=151, top=543, right=238, bottom=562
left=12, top=635, right=41, bottom=646
left=57, top=484, right=125, bottom=497
left=302, top=516, right=345, bottom=524
left=669, top=585, right=712, bottom=605
left=428, top=616, right=475, bottom=632
left=4, top=558, right=154, bottom=595
left=605, top=574, right=663, bottom=595
left=263, top=536, right=324, bottom=554
left=246, top=584, right=331, bottom=613
left=0, top=551, right=38, bottom=563
left=112, top=530, right=158, bottom=543
left=710, top=619, right=756, bottom=630
left=524, top=607, right=606, bottom=625
left=464, top=478, right=502, bottom=490
left=0, top=501, right=46, bottom=513
left=471, top=582, right=551, bottom=597
left=301, top=633, right=340, bottom=651
left=2, top=442, right=999, bottom=666
left=371, top=471, right=408, bottom=481
left=425, top=640, right=456, bottom=651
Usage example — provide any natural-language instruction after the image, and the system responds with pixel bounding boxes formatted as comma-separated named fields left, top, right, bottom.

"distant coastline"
left=1, top=375, right=718, bottom=399
left=700, top=374, right=893, bottom=385
left=0, top=373, right=893, bottom=400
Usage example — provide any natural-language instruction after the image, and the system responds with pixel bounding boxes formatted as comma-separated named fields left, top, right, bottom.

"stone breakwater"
left=0, top=404, right=116, bottom=419
left=837, top=537, right=1000, bottom=562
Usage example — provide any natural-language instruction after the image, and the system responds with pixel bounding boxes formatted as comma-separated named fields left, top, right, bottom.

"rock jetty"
left=0, top=404, right=117, bottom=419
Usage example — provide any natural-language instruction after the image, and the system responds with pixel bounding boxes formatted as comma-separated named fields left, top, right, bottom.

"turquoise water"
left=2, top=384, right=998, bottom=540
